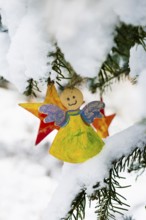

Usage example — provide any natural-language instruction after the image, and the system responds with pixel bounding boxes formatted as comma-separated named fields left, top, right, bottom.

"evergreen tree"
left=47, top=24, right=146, bottom=220
left=14, top=22, right=146, bottom=220
left=0, top=1, right=146, bottom=220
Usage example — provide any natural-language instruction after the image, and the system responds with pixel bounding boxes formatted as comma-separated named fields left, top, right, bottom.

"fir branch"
left=45, top=24, right=146, bottom=92
left=62, top=190, right=86, bottom=220
left=48, top=44, right=83, bottom=89
left=23, top=78, right=41, bottom=97
left=63, top=144, right=146, bottom=220
left=20, top=23, right=146, bottom=94
left=114, top=145, right=146, bottom=174
left=92, top=169, right=130, bottom=220
left=90, top=23, right=146, bottom=93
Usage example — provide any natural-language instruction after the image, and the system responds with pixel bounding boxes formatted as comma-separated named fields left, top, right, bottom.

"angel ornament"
left=39, top=87, right=105, bottom=163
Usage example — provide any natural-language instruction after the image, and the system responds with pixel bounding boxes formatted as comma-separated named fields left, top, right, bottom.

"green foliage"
left=23, top=78, right=41, bottom=97
left=62, top=145, right=146, bottom=220
left=21, top=23, right=146, bottom=219
left=127, top=145, right=146, bottom=180
left=46, top=23, right=146, bottom=94
left=19, top=19, right=146, bottom=220
left=48, top=45, right=83, bottom=89
left=46, top=23, right=146, bottom=219
left=89, top=23, right=146, bottom=93
left=62, top=190, right=86, bottom=220
left=23, top=23, right=146, bottom=95
left=93, top=170, right=130, bottom=220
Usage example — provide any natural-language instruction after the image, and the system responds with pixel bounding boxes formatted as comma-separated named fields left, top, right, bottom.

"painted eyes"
left=66, top=96, right=76, bottom=101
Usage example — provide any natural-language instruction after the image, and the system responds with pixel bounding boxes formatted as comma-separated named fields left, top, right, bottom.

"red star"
left=19, top=83, right=65, bottom=145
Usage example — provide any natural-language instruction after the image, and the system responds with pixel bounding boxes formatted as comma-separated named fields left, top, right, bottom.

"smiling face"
left=60, top=88, right=84, bottom=110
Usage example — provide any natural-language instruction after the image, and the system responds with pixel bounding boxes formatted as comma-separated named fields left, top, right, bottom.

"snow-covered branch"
left=0, top=0, right=146, bottom=91
left=41, top=122, right=146, bottom=220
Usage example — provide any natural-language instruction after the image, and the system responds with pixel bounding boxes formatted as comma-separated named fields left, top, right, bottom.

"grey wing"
left=39, top=104, right=67, bottom=127
left=81, top=101, right=105, bottom=124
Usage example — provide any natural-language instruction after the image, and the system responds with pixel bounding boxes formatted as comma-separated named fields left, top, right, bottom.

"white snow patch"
left=0, top=32, right=10, bottom=78
left=113, top=0, right=146, bottom=26
left=0, top=157, right=57, bottom=220
left=116, top=171, right=146, bottom=220
left=137, top=70, right=146, bottom=118
left=129, top=44, right=146, bottom=78
left=0, top=0, right=27, bottom=37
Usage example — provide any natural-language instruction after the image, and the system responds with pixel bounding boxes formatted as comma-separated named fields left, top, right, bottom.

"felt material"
left=49, top=110, right=104, bottom=163
left=81, top=101, right=104, bottom=124
left=20, top=85, right=106, bottom=163
left=19, top=83, right=65, bottom=145
left=93, top=113, right=116, bottom=138
left=39, top=104, right=68, bottom=127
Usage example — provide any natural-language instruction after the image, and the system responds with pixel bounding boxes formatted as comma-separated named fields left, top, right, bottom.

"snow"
left=0, top=32, right=10, bottom=77
left=0, top=0, right=55, bottom=92
left=48, top=0, right=117, bottom=77
left=0, top=81, right=146, bottom=220
left=0, top=0, right=146, bottom=219
left=0, top=0, right=27, bottom=37
left=129, top=44, right=146, bottom=119
left=0, top=157, right=57, bottom=220
left=117, top=171, right=146, bottom=220
left=6, top=13, right=53, bottom=92
left=129, top=44, right=146, bottom=78
left=0, top=0, right=146, bottom=91
left=113, top=0, right=146, bottom=26
left=137, top=70, right=146, bottom=119
left=0, top=86, right=61, bottom=220
left=42, top=123, right=146, bottom=220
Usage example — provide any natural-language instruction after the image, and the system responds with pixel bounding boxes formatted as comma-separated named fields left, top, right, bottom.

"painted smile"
left=68, top=100, right=77, bottom=106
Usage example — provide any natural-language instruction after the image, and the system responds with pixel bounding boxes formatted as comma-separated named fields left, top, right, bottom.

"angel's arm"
left=39, top=104, right=68, bottom=127
left=81, top=101, right=105, bottom=124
